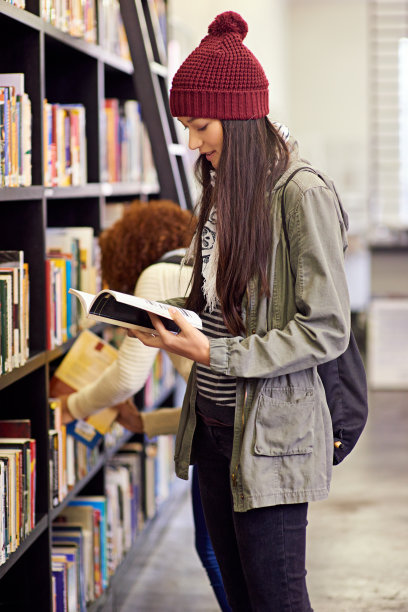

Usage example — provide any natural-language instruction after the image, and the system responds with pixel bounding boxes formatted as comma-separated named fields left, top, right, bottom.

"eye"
left=198, top=124, right=208, bottom=132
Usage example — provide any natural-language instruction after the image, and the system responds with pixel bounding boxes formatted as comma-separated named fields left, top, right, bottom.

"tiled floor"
left=104, top=391, right=408, bottom=611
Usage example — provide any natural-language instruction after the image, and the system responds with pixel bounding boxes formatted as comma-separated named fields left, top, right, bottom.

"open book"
left=68, top=288, right=202, bottom=333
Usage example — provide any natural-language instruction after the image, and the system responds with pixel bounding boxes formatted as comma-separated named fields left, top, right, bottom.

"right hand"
left=116, top=398, right=144, bottom=433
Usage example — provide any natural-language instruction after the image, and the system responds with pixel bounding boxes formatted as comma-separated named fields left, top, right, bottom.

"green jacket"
left=168, top=146, right=350, bottom=512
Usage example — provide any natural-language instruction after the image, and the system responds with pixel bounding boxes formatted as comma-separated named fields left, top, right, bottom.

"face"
left=178, top=117, right=223, bottom=169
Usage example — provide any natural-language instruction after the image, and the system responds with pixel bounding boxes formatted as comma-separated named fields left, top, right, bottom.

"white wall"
left=168, top=1, right=369, bottom=229
left=167, top=0, right=289, bottom=119
left=287, top=0, right=369, bottom=235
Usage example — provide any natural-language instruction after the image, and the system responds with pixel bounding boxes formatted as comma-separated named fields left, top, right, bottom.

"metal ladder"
left=119, top=0, right=193, bottom=210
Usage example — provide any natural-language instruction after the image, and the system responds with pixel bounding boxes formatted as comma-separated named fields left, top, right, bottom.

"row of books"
left=144, top=435, right=175, bottom=520
left=51, top=444, right=143, bottom=609
left=0, top=250, right=29, bottom=375
left=144, top=350, right=176, bottom=410
left=41, top=0, right=97, bottom=43
left=98, top=0, right=130, bottom=59
left=49, top=398, right=103, bottom=507
left=0, top=73, right=32, bottom=188
left=40, top=0, right=130, bottom=60
left=2, top=0, right=25, bottom=8
left=45, top=227, right=99, bottom=349
left=102, top=98, right=157, bottom=185
left=0, top=420, right=36, bottom=566
left=43, top=100, right=87, bottom=188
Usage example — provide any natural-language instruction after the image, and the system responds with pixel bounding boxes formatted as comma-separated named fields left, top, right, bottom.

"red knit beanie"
left=170, top=11, right=269, bottom=120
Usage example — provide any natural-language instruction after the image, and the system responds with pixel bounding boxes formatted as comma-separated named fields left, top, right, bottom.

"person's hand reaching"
left=59, top=395, right=74, bottom=425
left=116, top=398, right=144, bottom=433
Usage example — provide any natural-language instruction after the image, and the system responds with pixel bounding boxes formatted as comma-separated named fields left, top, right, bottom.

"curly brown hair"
left=99, top=200, right=196, bottom=294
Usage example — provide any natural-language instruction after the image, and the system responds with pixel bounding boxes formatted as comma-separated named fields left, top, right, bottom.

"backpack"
left=280, top=166, right=368, bottom=465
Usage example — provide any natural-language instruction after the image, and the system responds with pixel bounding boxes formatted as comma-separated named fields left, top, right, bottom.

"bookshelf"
left=0, top=0, right=189, bottom=609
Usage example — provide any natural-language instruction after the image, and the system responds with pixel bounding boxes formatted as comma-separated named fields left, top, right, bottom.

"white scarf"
left=183, top=206, right=219, bottom=312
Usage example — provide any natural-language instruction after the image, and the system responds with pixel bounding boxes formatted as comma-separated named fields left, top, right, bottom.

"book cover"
left=69, top=287, right=202, bottom=333
left=49, top=329, right=119, bottom=449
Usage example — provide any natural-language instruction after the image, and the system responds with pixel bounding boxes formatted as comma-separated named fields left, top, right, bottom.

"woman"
left=130, top=11, right=351, bottom=611
left=60, top=199, right=231, bottom=612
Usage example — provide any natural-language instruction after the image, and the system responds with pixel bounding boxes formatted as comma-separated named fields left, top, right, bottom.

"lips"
left=204, top=151, right=216, bottom=160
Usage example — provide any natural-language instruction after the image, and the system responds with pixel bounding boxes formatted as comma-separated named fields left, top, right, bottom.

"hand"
left=115, top=398, right=144, bottom=433
left=59, top=395, right=75, bottom=425
left=127, top=308, right=210, bottom=366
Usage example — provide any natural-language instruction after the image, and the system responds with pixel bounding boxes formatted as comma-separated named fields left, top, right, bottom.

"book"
left=68, top=497, right=107, bottom=590
left=49, top=329, right=119, bottom=449
left=52, top=523, right=90, bottom=605
left=0, top=250, right=27, bottom=369
left=68, top=288, right=202, bottom=333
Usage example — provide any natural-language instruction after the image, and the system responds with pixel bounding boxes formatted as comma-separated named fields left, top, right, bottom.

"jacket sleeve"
left=209, top=184, right=350, bottom=379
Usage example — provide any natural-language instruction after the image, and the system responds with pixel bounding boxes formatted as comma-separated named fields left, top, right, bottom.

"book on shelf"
left=69, top=287, right=202, bottom=333
left=68, top=496, right=108, bottom=590
left=0, top=435, right=36, bottom=561
left=41, top=0, right=97, bottom=43
left=49, top=329, right=119, bottom=448
left=0, top=419, right=36, bottom=534
left=54, top=504, right=102, bottom=601
left=102, top=98, right=143, bottom=183
left=52, top=545, right=80, bottom=612
left=98, top=0, right=130, bottom=59
left=0, top=250, right=29, bottom=372
left=45, top=227, right=98, bottom=348
left=43, top=100, right=87, bottom=187
left=0, top=74, right=32, bottom=187
left=52, top=561, right=68, bottom=612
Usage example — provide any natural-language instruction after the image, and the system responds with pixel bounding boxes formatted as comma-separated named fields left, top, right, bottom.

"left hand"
left=128, top=308, right=210, bottom=366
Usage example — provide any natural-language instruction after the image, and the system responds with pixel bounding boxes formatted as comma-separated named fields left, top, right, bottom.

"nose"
left=188, top=131, right=203, bottom=151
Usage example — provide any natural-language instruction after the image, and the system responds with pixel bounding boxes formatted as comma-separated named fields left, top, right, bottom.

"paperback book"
left=68, top=288, right=202, bottom=333
left=49, top=330, right=119, bottom=449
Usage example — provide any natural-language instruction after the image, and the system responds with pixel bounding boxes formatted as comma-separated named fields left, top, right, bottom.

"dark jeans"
left=192, top=465, right=231, bottom=612
left=193, top=416, right=313, bottom=612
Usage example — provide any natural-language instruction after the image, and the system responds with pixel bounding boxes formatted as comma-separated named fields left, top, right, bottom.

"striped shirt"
left=196, top=304, right=236, bottom=426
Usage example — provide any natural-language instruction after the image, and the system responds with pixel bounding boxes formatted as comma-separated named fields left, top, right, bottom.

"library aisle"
left=103, top=391, right=408, bottom=612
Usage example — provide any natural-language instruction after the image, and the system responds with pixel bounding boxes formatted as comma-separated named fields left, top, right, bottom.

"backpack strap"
left=280, top=166, right=319, bottom=254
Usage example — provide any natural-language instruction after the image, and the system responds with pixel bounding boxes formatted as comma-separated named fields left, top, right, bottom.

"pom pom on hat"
left=208, top=11, right=248, bottom=40
left=169, top=11, right=269, bottom=120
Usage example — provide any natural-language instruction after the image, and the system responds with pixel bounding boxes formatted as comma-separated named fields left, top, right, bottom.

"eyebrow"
left=178, top=117, right=199, bottom=125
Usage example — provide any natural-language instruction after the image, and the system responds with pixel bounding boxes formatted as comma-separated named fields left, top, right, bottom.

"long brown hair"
left=185, top=118, right=289, bottom=335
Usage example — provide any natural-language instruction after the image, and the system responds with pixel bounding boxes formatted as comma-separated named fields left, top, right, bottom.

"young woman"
left=130, top=11, right=351, bottom=611
left=60, top=199, right=231, bottom=612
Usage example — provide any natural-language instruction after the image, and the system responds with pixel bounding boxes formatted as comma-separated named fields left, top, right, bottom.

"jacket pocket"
left=254, top=389, right=314, bottom=457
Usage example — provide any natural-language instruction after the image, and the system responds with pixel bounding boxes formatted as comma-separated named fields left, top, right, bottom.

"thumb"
left=169, top=307, right=190, bottom=331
